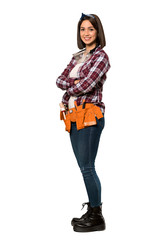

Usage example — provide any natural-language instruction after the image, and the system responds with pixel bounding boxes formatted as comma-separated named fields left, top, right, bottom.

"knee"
left=80, top=166, right=96, bottom=179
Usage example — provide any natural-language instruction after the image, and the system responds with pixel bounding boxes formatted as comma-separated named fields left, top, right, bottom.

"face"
left=80, top=20, right=97, bottom=49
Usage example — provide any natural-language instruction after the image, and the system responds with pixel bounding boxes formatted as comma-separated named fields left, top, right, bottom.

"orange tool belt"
left=60, top=100, right=104, bottom=133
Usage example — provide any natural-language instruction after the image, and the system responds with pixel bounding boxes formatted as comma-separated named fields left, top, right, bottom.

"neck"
left=85, top=43, right=97, bottom=53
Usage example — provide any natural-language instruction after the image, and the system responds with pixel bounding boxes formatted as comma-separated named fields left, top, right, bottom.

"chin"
left=83, top=41, right=94, bottom=45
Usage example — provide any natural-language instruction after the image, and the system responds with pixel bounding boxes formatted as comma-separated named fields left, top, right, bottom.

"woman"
left=56, top=13, right=110, bottom=232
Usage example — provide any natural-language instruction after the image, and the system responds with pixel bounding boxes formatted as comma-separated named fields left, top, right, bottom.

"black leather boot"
left=73, top=204, right=106, bottom=232
left=71, top=203, right=91, bottom=226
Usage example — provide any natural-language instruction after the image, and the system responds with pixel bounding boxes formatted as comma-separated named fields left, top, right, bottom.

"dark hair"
left=77, top=14, right=106, bottom=49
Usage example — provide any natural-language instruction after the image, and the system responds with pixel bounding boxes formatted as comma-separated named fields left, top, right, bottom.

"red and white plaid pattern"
left=56, top=46, right=110, bottom=113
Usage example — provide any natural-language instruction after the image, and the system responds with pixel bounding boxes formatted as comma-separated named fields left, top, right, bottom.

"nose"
left=84, top=29, right=90, bottom=36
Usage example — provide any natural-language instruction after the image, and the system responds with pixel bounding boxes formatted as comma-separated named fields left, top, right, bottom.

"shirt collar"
left=73, top=45, right=101, bottom=59
left=89, top=45, right=98, bottom=54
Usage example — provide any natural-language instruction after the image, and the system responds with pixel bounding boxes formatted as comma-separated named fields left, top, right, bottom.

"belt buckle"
left=69, top=110, right=73, bottom=113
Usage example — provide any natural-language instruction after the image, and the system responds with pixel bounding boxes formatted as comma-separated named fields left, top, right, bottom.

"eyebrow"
left=80, top=26, right=94, bottom=29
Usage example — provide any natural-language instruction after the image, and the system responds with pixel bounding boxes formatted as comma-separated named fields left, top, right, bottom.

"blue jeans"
left=69, top=117, right=105, bottom=207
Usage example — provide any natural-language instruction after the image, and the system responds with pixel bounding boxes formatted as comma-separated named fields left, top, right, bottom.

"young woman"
left=56, top=13, right=110, bottom=232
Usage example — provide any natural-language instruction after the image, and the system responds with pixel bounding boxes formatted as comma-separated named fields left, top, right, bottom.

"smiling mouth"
left=84, top=37, right=91, bottom=41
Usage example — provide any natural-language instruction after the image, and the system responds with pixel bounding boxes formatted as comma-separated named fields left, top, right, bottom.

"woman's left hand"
left=74, top=80, right=80, bottom=84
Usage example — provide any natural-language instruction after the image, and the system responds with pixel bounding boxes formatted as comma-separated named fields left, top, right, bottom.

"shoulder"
left=92, top=46, right=109, bottom=61
left=91, top=47, right=111, bottom=71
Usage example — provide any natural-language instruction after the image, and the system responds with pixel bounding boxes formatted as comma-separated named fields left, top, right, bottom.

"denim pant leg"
left=70, top=117, right=105, bottom=207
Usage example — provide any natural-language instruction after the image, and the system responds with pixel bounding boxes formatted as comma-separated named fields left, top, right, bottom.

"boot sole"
left=73, top=223, right=106, bottom=232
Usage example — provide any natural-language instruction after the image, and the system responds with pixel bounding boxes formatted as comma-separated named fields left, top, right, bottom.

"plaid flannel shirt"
left=56, top=46, right=110, bottom=113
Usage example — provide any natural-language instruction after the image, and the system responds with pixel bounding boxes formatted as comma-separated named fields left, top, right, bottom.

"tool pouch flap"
left=93, top=105, right=104, bottom=119
left=60, top=111, right=64, bottom=120
left=76, top=108, right=86, bottom=130
left=64, top=113, right=71, bottom=133
left=84, top=107, right=97, bottom=127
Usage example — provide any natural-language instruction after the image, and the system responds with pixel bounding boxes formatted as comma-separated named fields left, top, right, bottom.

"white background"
left=0, top=0, right=160, bottom=239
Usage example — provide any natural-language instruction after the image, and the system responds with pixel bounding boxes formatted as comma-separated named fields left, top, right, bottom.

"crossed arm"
left=56, top=53, right=110, bottom=96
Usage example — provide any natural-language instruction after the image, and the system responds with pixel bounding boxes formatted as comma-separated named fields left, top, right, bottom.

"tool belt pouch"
left=64, top=114, right=71, bottom=132
left=60, top=111, right=71, bottom=133
left=84, top=105, right=103, bottom=127
left=76, top=108, right=86, bottom=130
left=84, top=107, right=97, bottom=127
left=93, top=105, right=104, bottom=119
left=60, top=111, right=64, bottom=120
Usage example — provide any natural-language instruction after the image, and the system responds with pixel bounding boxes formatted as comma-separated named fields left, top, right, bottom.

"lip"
left=83, top=37, right=91, bottom=41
